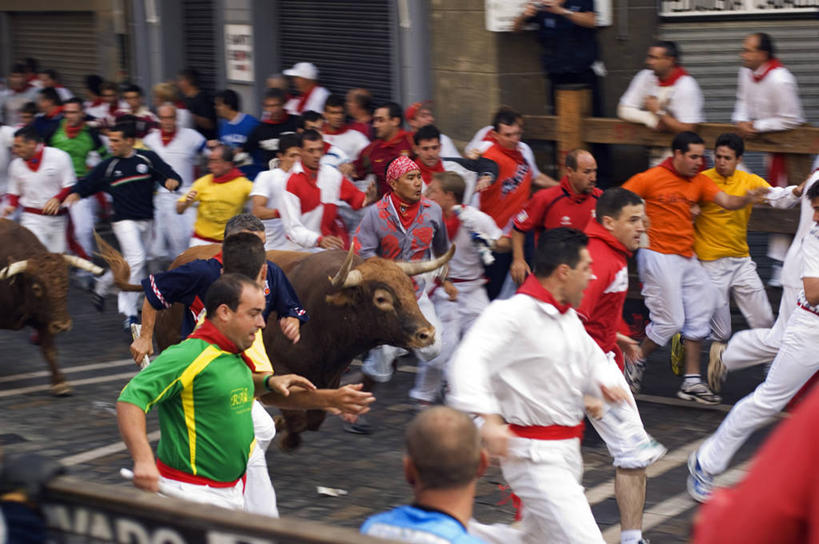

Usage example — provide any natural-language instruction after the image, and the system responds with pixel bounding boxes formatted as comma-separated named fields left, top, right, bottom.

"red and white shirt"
left=323, top=125, right=370, bottom=160
left=8, top=146, right=76, bottom=211
left=279, top=161, right=366, bottom=249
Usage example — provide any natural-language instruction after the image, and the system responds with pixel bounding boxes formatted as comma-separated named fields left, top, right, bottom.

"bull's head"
left=324, top=245, right=455, bottom=350
left=0, top=254, right=102, bottom=335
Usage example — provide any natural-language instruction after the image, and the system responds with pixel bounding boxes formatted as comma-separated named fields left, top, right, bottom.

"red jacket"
left=514, top=175, right=601, bottom=237
left=354, top=130, right=415, bottom=196
left=576, top=220, right=632, bottom=370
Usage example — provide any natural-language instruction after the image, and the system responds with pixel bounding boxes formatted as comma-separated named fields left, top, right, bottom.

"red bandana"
left=386, top=155, right=421, bottom=184
left=516, top=274, right=571, bottom=314
left=658, top=66, right=689, bottom=87
left=560, top=175, right=593, bottom=203
left=323, top=123, right=347, bottom=135
left=390, top=192, right=421, bottom=230
left=295, top=84, right=317, bottom=113
left=64, top=119, right=84, bottom=139
left=188, top=319, right=242, bottom=353
left=494, top=142, right=525, bottom=165
left=108, top=101, right=119, bottom=115
left=263, top=112, right=290, bottom=125
left=160, top=129, right=176, bottom=146
left=752, top=58, right=784, bottom=83
left=88, top=98, right=104, bottom=107
left=303, top=164, right=319, bottom=183
left=444, top=211, right=460, bottom=240
left=44, top=106, right=63, bottom=120
left=417, top=159, right=444, bottom=185
left=26, top=145, right=45, bottom=172
left=212, top=167, right=244, bottom=184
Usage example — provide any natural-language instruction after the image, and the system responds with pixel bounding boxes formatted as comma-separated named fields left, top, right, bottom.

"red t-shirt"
left=354, top=130, right=415, bottom=196
left=513, top=175, right=602, bottom=237
left=480, top=143, right=532, bottom=230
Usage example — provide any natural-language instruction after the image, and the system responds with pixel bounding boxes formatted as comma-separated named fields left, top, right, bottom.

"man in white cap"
left=283, top=62, right=330, bottom=116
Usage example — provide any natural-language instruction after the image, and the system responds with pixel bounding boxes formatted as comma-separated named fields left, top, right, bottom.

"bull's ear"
left=325, top=291, right=356, bottom=306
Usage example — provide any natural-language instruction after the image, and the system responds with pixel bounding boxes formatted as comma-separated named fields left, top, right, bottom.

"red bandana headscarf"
left=386, top=155, right=421, bottom=184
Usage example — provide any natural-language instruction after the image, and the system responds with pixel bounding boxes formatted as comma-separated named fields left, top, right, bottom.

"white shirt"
left=0, top=125, right=15, bottom=194
left=8, top=146, right=76, bottom=209
left=732, top=65, right=804, bottom=132
left=617, top=69, right=704, bottom=128
left=798, top=223, right=819, bottom=313
left=323, top=127, right=370, bottom=160
left=53, top=86, right=73, bottom=102
left=782, top=172, right=819, bottom=288
left=447, top=205, right=502, bottom=282
left=250, top=167, right=298, bottom=251
left=440, top=133, right=462, bottom=159
left=142, top=128, right=206, bottom=190
left=447, top=292, right=619, bottom=426
left=284, top=86, right=330, bottom=115
left=465, top=126, right=542, bottom=178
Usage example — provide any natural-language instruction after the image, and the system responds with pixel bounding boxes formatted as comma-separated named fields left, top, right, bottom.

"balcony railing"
left=659, top=0, right=819, bottom=17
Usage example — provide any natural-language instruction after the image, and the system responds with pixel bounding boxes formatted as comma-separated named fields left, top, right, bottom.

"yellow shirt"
left=181, top=173, right=253, bottom=241
left=694, top=168, right=771, bottom=261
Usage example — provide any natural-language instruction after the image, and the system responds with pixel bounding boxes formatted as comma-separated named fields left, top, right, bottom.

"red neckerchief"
left=295, top=84, right=317, bottom=113
left=26, top=145, right=45, bottom=172
left=12, top=83, right=33, bottom=95
left=752, top=58, right=784, bottom=83
left=383, top=129, right=412, bottom=148
left=88, top=98, right=104, bottom=107
left=585, top=219, right=632, bottom=259
left=516, top=274, right=571, bottom=314
left=444, top=211, right=460, bottom=240
left=108, top=101, right=119, bottom=115
left=63, top=119, right=84, bottom=139
left=175, top=100, right=187, bottom=109
left=212, top=167, right=244, bottom=184
left=560, top=175, right=592, bottom=203
left=323, top=141, right=332, bottom=154
left=658, top=66, right=689, bottom=87
left=390, top=192, right=421, bottom=230
left=303, top=164, right=319, bottom=184
left=495, top=142, right=525, bottom=165
left=263, top=112, right=290, bottom=125
left=482, top=132, right=497, bottom=144
left=44, top=106, right=63, bottom=120
left=160, top=129, right=176, bottom=146
left=658, top=156, right=705, bottom=177
left=417, top=159, right=444, bottom=184
left=323, top=123, right=347, bottom=135
left=188, top=318, right=242, bottom=353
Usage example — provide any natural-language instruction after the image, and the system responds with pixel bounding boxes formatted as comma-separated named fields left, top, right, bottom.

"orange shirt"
left=623, top=159, right=721, bottom=257
left=480, top=143, right=532, bottom=229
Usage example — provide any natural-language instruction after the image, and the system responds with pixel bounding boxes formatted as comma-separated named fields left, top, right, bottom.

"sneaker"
left=677, top=382, right=721, bottom=405
left=342, top=414, right=373, bottom=435
left=89, top=290, right=105, bottom=313
left=670, top=333, right=685, bottom=376
left=624, top=358, right=645, bottom=394
left=687, top=450, right=714, bottom=503
left=768, top=262, right=783, bottom=288
left=707, top=341, right=727, bottom=393
left=123, top=315, right=139, bottom=334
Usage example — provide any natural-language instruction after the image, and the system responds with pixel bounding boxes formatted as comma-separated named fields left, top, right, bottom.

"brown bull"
left=98, top=236, right=453, bottom=449
left=0, top=219, right=103, bottom=395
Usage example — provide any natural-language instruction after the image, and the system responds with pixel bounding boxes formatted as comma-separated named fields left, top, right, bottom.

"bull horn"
left=328, top=245, right=363, bottom=288
left=93, top=231, right=142, bottom=292
left=395, top=244, right=456, bottom=277
left=0, top=260, right=28, bottom=280
left=63, top=255, right=104, bottom=276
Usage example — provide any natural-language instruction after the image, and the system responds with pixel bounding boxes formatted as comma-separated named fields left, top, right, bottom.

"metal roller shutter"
left=183, top=0, right=218, bottom=93
left=278, top=0, right=394, bottom=103
left=9, top=12, right=98, bottom=96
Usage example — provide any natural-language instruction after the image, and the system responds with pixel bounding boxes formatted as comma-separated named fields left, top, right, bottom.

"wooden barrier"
left=523, top=88, right=818, bottom=234
left=40, top=475, right=398, bottom=544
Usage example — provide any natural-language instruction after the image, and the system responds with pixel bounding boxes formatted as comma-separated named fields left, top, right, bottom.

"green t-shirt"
left=118, top=338, right=255, bottom=483
left=49, top=120, right=108, bottom=177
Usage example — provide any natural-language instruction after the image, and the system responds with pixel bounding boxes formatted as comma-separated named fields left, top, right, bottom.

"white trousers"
left=699, top=305, right=819, bottom=475
left=21, top=212, right=66, bottom=254
left=700, top=257, right=774, bottom=342
left=158, top=475, right=245, bottom=510
left=588, top=354, right=655, bottom=469
left=152, top=192, right=194, bottom=260
left=243, top=400, right=279, bottom=517
left=68, top=196, right=98, bottom=258
left=189, top=235, right=217, bottom=248
left=363, top=291, right=442, bottom=384
left=637, top=249, right=716, bottom=346
left=95, top=219, right=152, bottom=317
left=469, top=438, right=605, bottom=544
left=409, top=282, right=489, bottom=402
left=722, top=285, right=800, bottom=371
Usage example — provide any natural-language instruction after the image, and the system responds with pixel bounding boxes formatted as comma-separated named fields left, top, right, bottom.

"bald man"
left=361, top=407, right=488, bottom=543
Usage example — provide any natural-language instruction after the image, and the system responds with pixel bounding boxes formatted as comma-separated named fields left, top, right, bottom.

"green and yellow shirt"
left=118, top=322, right=255, bottom=484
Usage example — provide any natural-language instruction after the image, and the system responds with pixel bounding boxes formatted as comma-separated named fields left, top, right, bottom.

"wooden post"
left=555, top=84, right=591, bottom=177
left=785, top=153, right=813, bottom=185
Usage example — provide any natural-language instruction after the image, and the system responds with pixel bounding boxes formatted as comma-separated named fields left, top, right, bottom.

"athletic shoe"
left=687, top=450, right=714, bottom=503
left=89, top=290, right=105, bottom=313
left=677, top=382, right=721, bottom=405
left=670, top=333, right=685, bottom=376
left=342, top=414, right=373, bottom=435
left=624, top=358, right=645, bottom=394
left=707, top=341, right=727, bottom=393
left=123, top=315, right=139, bottom=334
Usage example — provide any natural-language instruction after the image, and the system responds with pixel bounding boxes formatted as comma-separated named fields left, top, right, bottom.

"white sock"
left=621, top=529, right=643, bottom=544
left=683, top=374, right=701, bottom=387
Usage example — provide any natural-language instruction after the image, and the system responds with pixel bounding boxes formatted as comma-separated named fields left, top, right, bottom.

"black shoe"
left=89, top=290, right=105, bottom=313
left=342, top=415, right=373, bottom=435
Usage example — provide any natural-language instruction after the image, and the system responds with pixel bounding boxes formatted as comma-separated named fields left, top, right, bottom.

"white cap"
left=283, top=62, right=319, bottom=80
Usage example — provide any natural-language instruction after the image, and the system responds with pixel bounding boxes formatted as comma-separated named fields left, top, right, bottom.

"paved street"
left=0, top=282, right=781, bottom=542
